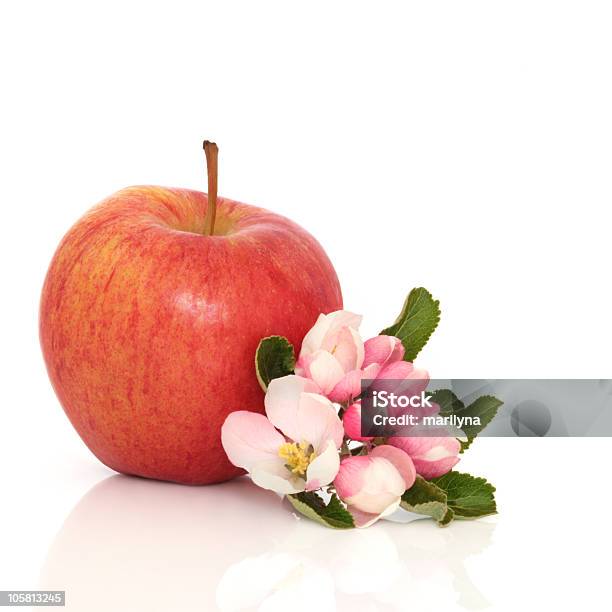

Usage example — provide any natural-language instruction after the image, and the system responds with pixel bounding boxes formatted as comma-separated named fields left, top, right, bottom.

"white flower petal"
left=326, top=310, right=363, bottom=331
left=265, top=375, right=315, bottom=441
left=307, top=351, right=345, bottom=394
left=297, top=393, right=344, bottom=451
left=305, top=440, right=340, bottom=489
left=325, top=326, right=364, bottom=372
left=300, top=313, right=332, bottom=357
left=299, top=311, right=362, bottom=360
left=221, top=411, right=286, bottom=471
left=348, top=498, right=402, bottom=528
left=250, top=459, right=305, bottom=495
left=348, top=326, right=365, bottom=370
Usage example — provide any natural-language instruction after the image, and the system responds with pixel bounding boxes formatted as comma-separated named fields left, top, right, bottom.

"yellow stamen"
left=278, top=441, right=316, bottom=476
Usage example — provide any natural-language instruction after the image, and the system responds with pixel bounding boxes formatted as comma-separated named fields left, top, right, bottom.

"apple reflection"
left=40, top=475, right=495, bottom=611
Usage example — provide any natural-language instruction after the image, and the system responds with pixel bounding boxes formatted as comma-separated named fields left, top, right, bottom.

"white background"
left=1, top=2, right=611, bottom=611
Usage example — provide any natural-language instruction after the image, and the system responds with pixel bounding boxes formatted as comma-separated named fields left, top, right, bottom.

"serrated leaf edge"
left=380, top=287, right=441, bottom=362
left=432, top=471, right=498, bottom=519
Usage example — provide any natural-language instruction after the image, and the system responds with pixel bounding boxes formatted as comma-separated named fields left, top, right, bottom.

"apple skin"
left=40, top=186, right=342, bottom=484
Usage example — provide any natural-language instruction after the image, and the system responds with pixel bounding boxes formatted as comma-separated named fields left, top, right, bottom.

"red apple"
left=40, top=144, right=342, bottom=484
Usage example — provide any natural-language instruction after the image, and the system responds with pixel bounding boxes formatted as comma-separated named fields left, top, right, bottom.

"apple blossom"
left=388, top=435, right=461, bottom=479
left=223, top=288, right=501, bottom=529
left=295, top=310, right=378, bottom=403
left=363, top=334, right=431, bottom=393
left=334, top=445, right=416, bottom=527
left=221, top=375, right=344, bottom=494
left=296, top=313, right=433, bottom=405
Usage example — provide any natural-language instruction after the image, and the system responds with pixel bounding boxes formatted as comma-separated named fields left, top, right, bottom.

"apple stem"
left=203, top=140, right=219, bottom=236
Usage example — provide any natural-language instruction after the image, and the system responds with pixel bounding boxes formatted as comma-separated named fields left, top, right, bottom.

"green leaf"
left=255, top=336, right=296, bottom=391
left=429, top=388, right=464, bottom=417
left=432, top=471, right=497, bottom=519
left=401, top=472, right=497, bottom=525
left=400, top=476, right=454, bottom=526
left=458, top=395, right=504, bottom=450
left=380, top=287, right=441, bottom=361
left=430, top=389, right=503, bottom=451
left=287, top=492, right=355, bottom=529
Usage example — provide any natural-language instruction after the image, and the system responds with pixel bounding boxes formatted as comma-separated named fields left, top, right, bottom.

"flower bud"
left=388, top=436, right=460, bottom=479
left=334, top=446, right=415, bottom=520
left=342, top=402, right=374, bottom=442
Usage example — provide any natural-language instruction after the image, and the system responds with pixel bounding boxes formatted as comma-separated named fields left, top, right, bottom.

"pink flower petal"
left=341, top=457, right=405, bottom=514
left=363, top=335, right=404, bottom=368
left=221, top=411, right=286, bottom=471
left=335, top=455, right=406, bottom=518
left=296, top=393, right=344, bottom=451
left=328, top=369, right=363, bottom=403
left=362, top=362, right=382, bottom=379
left=305, top=479, right=321, bottom=492
left=388, top=436, right=461, bottom=479
left=413, top=455, right=460, bottom=479
left=307, top=350, right=345, bottom=395
left=350, top=327, right=365, bottom=369
left=375, top=362, right=430, bottom=398
left=300, top=313, right=332, bottom=357
left=370, top=445, right=416, bottom=490
left=376, top=360, right=414, bottom=380
left=325, top=310, right=363, bottom=331
left=334, top=455, right=370, bottom=499
left=264, top=375, right=318, bottom=441
left=325, top=326, right=364, bottom=372
left=342, top=402, right=374, bottom=442
left=299, top=311, right=362, bottom=358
